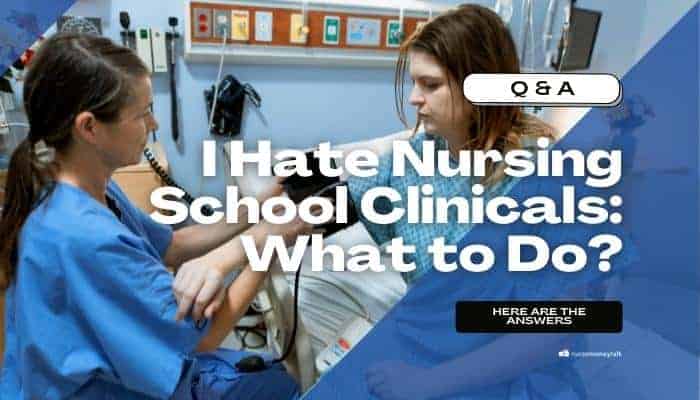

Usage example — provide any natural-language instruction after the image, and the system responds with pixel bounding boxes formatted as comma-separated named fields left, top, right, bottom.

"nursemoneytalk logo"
left=558, top=349, right=623, bottom=359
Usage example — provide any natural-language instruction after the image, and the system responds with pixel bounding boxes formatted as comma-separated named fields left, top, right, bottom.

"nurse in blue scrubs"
left=0, top=33, right=309, bottom=399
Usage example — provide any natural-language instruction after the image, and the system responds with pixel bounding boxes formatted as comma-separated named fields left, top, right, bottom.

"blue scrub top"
left=0, top=181, right=208, bottom=399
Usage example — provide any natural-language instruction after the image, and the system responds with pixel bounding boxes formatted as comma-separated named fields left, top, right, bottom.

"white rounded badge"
left=463, top=73, right=622, bottom=107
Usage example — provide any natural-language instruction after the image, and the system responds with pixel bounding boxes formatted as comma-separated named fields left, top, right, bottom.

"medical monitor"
left=553, top=7, right=602, bottom=71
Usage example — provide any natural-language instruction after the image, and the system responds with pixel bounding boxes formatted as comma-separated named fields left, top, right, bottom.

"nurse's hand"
left=173, top=262, right=227, bottom=322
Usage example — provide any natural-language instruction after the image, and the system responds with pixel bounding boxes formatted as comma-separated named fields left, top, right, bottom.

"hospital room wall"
left=62, top=0, right=694, bottom=199
left=63, top=0, right=492, bottom=198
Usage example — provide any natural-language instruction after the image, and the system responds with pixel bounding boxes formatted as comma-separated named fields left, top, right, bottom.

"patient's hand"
left=173, top=262, right=227, bottom=322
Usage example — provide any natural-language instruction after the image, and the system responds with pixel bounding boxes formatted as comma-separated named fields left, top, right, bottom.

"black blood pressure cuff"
left=278, top=150, right=339, bottom=203
left=281, top=171, right=339, bottom=204
left=312, top=181, right=360, bottom=238
left=277, top=150, right=359, bottom=237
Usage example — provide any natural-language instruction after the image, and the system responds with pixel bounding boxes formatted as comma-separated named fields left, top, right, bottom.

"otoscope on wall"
left=119, top=11, right=135, bottom=48
left=165, top=17, right=180, bottom=143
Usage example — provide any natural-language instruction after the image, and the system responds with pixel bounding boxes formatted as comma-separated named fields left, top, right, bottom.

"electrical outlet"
left=214, top=9, right=230, bottom=39
left=255, top=11, right=273, bottom=42
left=231, top=10, right=250, bottom=41
left=386, top=20, right=402, bottom=47
left=323, top=15, right=340, bottom=45
left=193, top=7, right=212, bottom=39
left=290, top=13, right=307, bottom=44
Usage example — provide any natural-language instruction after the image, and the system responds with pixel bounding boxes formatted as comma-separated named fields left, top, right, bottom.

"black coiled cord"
left=143, top=147, right=214, bottom=216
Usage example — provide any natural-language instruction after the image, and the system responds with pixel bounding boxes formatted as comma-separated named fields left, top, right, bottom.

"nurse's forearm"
left=422, top=333, right=573, bottom=397
left=197, top=266, right=267, bottom=352
left=164, top=207, right=252, bottom=268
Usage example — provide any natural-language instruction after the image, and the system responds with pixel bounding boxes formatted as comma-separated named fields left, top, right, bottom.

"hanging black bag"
left=204, top=74, right=261, bottom=137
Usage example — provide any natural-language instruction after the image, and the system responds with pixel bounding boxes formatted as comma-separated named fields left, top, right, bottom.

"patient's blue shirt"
left=0, top=181, right=206, bottom=399
left=348, top=132, right=518, bottom=285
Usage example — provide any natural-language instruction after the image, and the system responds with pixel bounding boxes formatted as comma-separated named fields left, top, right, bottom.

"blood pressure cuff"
left=277, top=150, right=359, bottom=237
left=204, top=74, right=261, bottom=137
left=312, top=181, right=360, bottom=238
left=280, top=151, right=340, bottom=203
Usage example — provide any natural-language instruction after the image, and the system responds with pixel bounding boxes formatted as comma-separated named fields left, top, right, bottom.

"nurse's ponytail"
left=0, top=137, right=55, bottom=289
left=0, top=33, right=149, bottom=290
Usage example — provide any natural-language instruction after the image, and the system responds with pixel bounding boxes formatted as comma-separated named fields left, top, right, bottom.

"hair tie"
left=33, top=139, right=55, bottom=164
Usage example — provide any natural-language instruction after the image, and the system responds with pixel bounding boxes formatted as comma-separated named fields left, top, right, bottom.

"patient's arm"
left=196, top=265, right=267, bottom=352
left=430, top=292, right=584, bottom=394
left=368, top=289, right=587, bottom=399
left=428, top=333, right=573, bottom=396
left=163, top=180, right=284, bottom=269
left=367, top=332, right=576, bottom=400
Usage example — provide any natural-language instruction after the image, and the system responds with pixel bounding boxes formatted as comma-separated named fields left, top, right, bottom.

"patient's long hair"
left=0, top=33, right=149, bottom=290
left=395, top=4, right=555, bottom=185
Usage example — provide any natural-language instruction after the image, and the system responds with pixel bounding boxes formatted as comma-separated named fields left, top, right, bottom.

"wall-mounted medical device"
left=119, top=12, right=169, bottom=74
left=552, top=6, right=602, bottom=71
left=135, top=28, right=154, bottom=72
left=183, top=0, right=449, bottom=67
left=131, top=27, right=168, bottom=74
left=120, top=13, right=183, bottom=143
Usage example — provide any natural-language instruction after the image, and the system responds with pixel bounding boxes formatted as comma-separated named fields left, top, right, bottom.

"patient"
left=343, top=5, right=597, bottom=400
left=347, top=4, right=556, bottom=287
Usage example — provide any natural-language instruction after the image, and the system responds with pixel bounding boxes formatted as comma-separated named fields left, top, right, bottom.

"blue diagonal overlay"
left=307, top=4, right=698, bottom=400
left=0, top=0, right=75, bottom=75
